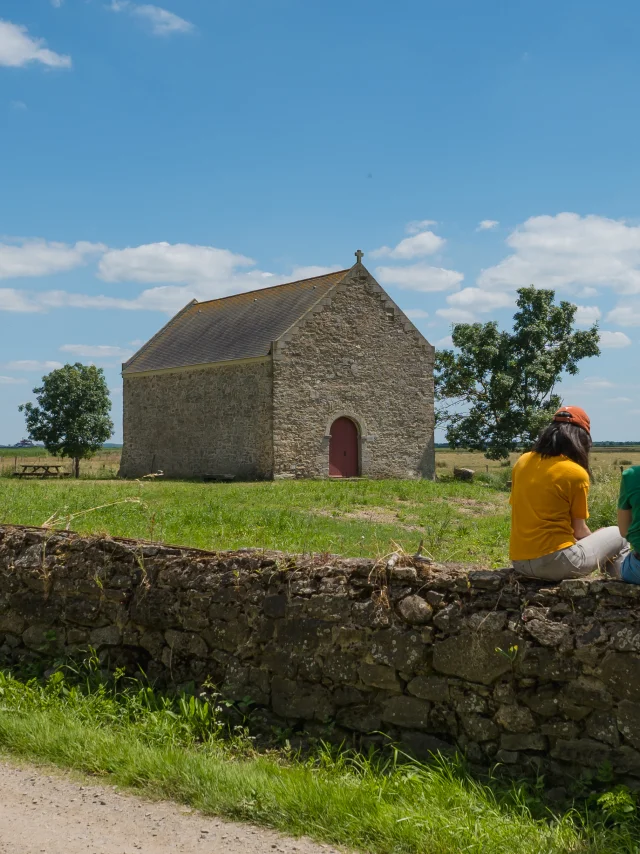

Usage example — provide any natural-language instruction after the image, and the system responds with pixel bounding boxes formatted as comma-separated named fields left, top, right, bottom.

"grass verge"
left=0, top=666, right=639, bottom=853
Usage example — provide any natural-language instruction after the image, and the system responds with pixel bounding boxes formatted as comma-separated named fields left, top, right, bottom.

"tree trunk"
left=74, top=457, right=80, bottom=479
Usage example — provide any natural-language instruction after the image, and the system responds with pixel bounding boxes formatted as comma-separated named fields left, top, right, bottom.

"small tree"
left=19, top=363, right=113, bottom=478
left=435, top=286, right=600, bottom=459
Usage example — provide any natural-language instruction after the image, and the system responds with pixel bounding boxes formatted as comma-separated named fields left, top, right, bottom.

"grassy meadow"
left=0, top=447, right=629, bottom=565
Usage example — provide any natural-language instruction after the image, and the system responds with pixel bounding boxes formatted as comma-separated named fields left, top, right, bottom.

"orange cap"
left=553, top=405, right=591, bottom=435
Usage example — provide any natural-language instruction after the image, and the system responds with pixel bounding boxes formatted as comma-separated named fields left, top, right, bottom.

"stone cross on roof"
left=355, top=249, right=364, bottom=264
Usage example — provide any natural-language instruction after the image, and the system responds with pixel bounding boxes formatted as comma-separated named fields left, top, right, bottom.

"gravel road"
left=0, top=761, right=344, bottom=854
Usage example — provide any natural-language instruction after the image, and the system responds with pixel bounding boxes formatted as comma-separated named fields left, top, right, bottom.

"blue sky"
left=1, top=0, right=640, bottom=443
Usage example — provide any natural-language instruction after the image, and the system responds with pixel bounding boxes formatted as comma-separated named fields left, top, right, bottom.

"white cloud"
left=0, top=19, right=71, bottom=68
left=0, top=242, right=341, bottom=315
left=600, top=330, right=632, bottom=349
left=404, top=309, right=429, bottom=320
left=60, top=344, right=133, bottom=359
left=436, top=308, right=476, bottom=323
left=51, top=0, right=63, bottom=7
left=607, top=301, right=640, bottom=327
left=108, top=2, right=194, bottom=35
left=0, top=239, right=105, bottom=280
left=98, top=242, right=252, bottom=285
left=376, top=263, right=463, bottom=293
left=477, top=220, right=499, bottom=231
left=406, top=219, right=437, bottom=235
left=583, top=376, right=615, bottom=389
left=0, top=376, right=26, bottom=385
left=371, top=230, right=445, bottom=260
left=0, top=288, right=42, bottom=312
left=575, top=305, right=602, bottom=327
left=439, top=288, right=513, bottom=319
left=607, top=396, right=633, bottom=403
left=478, top=213, right=640, bottom=294
left=436, top=335, right=454, bottom=348
left=10, top=100, right=27, bottom=111
left=4, top=360, right=63, bottom=371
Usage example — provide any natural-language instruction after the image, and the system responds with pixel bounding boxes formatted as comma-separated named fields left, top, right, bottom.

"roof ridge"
left=194, top=269, right=349, bottom=307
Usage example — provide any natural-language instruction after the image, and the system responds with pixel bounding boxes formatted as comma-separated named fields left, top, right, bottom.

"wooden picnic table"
left=13, top=464, right=70, bottom=479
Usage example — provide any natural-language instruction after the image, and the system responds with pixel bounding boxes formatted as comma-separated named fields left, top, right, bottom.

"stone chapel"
left=119, top=253, right=435, bottom=480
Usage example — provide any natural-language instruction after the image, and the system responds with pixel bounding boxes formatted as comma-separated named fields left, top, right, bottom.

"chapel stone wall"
left=119, top=359, right=273, bottom=479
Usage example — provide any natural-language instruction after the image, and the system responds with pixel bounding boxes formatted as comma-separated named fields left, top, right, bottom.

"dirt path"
left=0, top=761, right=344, bottom=854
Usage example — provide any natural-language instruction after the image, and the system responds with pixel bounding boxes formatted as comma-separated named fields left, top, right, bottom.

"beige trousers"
left=512, top=526, right=630, bottom=581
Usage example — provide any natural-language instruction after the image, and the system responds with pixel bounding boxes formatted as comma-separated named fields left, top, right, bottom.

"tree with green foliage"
left=19, top=363, right=114, bottom=478
left=435, top=286, right=600, bottom=459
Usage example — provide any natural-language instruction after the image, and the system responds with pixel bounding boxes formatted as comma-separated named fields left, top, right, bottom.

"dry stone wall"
left=3, top=524, right=640, bottom=787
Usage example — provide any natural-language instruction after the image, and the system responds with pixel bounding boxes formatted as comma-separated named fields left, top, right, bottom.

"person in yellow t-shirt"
left=510, top=406, right=629, bottom=581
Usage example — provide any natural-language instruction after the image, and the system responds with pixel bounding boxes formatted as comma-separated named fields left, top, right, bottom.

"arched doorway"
left=329, top=417, right=359, bottom=478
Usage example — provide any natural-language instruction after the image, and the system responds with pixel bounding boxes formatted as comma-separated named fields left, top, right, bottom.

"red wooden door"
left=329, top=417, right=359, bottom=478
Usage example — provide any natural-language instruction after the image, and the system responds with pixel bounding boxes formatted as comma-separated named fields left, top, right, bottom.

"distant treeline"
left=435, top=442, right=640, bottom=450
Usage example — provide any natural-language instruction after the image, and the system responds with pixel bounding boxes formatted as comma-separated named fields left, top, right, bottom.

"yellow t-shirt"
left=509, top=451, right=590, bottom=561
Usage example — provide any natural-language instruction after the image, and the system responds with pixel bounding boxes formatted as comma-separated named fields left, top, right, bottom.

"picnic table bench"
left=12, top=464, right=70, bottom=479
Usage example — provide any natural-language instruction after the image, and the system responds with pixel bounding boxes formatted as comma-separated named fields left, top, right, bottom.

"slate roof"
left=123, top=269, right=349, bottom=374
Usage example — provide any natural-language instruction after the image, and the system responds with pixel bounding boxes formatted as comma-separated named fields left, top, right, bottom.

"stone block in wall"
left=397, top=595, right=432, bottom=626
left=358, top=663, right=402, bottom=692
left=407, top=675, right=450, bottom=702
left=263, top=594, right=287, bottom=619
left=613, top=746, right=640, bottom=776
left=460, top=713, right=499, bottom=742
left=599, top=652, right=640, bottom=703
left=551, top=738, right=612, bottom=767
left=561, top=676, right=613, bottom=711
left=541, top=721, right=580, bottom=741
left=271, top=676, right=333, bottom=722
left=400, top=731, right=456, bottom=760
left=432, top=631, right=518, bottom=685
left=203, top=619, right=250, bottom=654
left=10, top=590, right=62, bottom=624
left=322, top=652, right=359, bottom=684
left=585, top=712, right=620, bottom=747
left=494, top=704, right=536, bottom=733
left=0, top=613, right=25, bottom=635
left=22, top=624, right=65, bottom=654
left=90, top=626, right=122, bottom=648
left=500, top=733, right=547, bottom=752
left=616, top=700, right=640, bottom=749
left=130, top=589, right=180, bottom=629
left=381, top=696, right=431, bottom=730
left=164, top=630, right=208, bottom=660
left=336, top=704, right=382, bottom=733
left=370, top=628, right=425, bottom=671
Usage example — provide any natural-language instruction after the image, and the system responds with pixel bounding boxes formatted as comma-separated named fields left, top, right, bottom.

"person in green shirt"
left=618, top=466, right=640, bottom=582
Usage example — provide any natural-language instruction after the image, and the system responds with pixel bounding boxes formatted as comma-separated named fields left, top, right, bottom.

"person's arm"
left=570, top=474, right=590, bottom=540
left=572, top=518, right=591, bottom=540
left=618, top=508, right=633, bottom=538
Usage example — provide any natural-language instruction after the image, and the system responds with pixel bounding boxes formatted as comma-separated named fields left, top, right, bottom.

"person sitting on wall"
left=510, top=406, right=629, bottom=581
left=617, top=465, right=640, bottom=584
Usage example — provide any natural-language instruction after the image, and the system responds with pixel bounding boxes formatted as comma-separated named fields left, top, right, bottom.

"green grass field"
left=0, top=477, right=512, bottom=564
left=0, top=453, right=625, bottom=564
